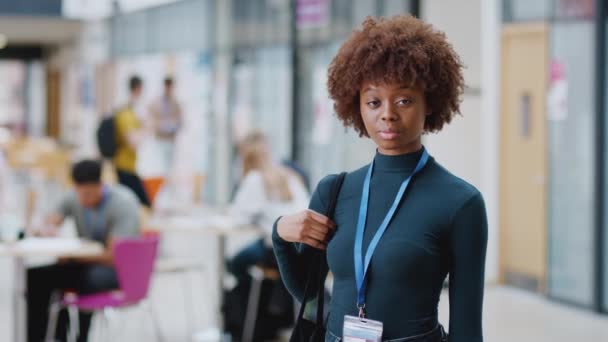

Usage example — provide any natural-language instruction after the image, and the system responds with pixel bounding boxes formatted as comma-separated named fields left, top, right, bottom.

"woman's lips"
left=378, top=130, right=401, bottom=140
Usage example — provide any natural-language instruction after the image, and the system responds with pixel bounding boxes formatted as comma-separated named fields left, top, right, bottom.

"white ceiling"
left=63, top=0, right=180, bottom=20
left=0, top=0, right=180, bottom=46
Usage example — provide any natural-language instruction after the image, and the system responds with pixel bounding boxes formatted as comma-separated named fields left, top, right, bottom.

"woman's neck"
left=377, top=140, right=422, bottom=156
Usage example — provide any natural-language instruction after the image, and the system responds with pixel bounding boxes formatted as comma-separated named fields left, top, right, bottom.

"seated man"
left=27, top=159, right=140, bottom=342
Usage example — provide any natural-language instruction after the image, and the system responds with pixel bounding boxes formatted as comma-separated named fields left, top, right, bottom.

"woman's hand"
left=277, top=210, right=336, bottom=249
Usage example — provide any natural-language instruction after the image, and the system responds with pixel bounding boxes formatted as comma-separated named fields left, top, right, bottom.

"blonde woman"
left=228, top=131, right=309, bottom=283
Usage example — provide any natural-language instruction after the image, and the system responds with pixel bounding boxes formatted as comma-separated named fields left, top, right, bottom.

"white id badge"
left=343, top=315, right=383, bottom=342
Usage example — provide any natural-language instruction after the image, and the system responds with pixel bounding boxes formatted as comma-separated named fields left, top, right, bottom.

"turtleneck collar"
left=373, top=147, right=427, bottom=172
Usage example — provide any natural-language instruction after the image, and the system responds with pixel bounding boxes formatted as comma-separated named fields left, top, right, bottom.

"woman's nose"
left=380, top=103, right=399, bottom=121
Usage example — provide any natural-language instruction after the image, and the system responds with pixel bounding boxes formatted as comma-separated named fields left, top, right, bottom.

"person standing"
left=113, top=75, right=150, bottom=207
left=149, top=76, right=183, bottom=170
left=273, top=15, right=487, bottom=342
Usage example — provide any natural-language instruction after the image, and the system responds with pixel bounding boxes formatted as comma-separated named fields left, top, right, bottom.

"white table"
left=147, top=212, right=262, bottom=330
left=0, top=238, right=104, bottom=342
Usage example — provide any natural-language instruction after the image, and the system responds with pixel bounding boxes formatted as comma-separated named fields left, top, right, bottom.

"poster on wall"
left=230, top=63, right=254, bottom=143
left=297, top=0, right=330, bottom=28
left=61, top=64, right=98, bottom=156
left=168, top=51, right=213, bottom=202
left=547, top=59, right=568, bottom=122
left=253, top=47, right=291, bottom=160
left=0, top=62, right=26, bottom=133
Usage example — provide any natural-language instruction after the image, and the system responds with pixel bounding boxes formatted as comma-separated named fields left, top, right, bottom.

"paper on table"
left=173, top=214, right=234, bottom=228
left=15, top=237, right=84, bottom=253
left=205, top=214, right=235, bottom=228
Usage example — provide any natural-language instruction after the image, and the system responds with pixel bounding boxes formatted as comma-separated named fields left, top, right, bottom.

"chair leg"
left=143, top=299, right=164, bottom=342
left=45, top=292, right=62, bottom=342
left=99, top=308, right=110, bottom=342
left=67, top=305, right=80, bottom=342
left=182, top=271, right=196, bottom=336
left=242, top=270, right=264, bottom=342
left=89, top=312, right=100, bottom=342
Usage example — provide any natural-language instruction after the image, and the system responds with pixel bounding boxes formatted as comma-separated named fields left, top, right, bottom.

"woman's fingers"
left=306, top=218, right=332, bottom=232
left=278, top=210, right=338, bottom=245
left=302, top=237, right=327, bottom=250
left=306, top=210, right=336, bottom=230
left=305, top=228, right=327, bottom=242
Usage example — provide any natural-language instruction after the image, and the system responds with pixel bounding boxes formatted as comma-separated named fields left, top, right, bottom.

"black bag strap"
left=296, top=172, right=347, bottom=325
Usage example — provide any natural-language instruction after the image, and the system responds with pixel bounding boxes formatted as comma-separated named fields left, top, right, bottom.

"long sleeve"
left=272, top=175, right=336, bottom=302
left=447, top=191, right=488, bottom=342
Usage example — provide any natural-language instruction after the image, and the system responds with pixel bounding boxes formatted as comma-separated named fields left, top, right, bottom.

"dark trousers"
left=116, top=169, right=151, bottom=207
left=27, top=263, right=119, bottom=342
left=227, top=239, right=268, bottom=284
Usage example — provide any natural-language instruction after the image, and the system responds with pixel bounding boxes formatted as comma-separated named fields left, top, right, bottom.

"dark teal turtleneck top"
left=273, top=149, right=487, bottom=341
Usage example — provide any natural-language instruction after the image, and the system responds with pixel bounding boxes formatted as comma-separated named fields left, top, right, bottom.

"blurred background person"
left=113, top=75, right=151, bottom=207
left=223, top=131, right=309, bottom=340
left=149, top=76, right=182, bottom=172
left=26, top=159, right=140, bottom=342
left=228, top=131, right=309, bottom=283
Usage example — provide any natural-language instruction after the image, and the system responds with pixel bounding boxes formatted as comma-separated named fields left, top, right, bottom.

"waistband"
left=326, top=324, right=447, bottom=342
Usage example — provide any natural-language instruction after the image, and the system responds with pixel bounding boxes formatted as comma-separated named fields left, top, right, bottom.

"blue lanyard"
left=84, top=188, right=109, bottom=242
left=354, top=149, right=429, bottom=316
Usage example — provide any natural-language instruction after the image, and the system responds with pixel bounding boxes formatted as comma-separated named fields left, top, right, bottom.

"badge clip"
left=357, top=303, right=366, bottom=319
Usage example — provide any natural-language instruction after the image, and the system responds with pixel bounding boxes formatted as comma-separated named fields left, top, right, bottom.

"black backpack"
left=97, top=113, right=117, bottom=159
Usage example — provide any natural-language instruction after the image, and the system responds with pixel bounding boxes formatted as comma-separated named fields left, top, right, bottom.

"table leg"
left=13, top=257, right=26, bottom=342
left=217, top=234, right=226, bottom=330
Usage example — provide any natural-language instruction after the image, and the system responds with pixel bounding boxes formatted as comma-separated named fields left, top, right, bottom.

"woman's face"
left=360, top=82, right=428, bottom=155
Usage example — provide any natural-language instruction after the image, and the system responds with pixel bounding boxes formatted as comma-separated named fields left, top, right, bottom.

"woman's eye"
left=367, top=100, right=380, bottom=107
left=397, top=99, right=412, bottom=105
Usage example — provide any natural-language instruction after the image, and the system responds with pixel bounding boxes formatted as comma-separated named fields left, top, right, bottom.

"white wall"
left=424, top=95, right=481, bottom=188
left=421, top=0, right=500, bottom=282
left=479, top=0, right=501, bottom=284
left=421, top=0, right=482, bottom=184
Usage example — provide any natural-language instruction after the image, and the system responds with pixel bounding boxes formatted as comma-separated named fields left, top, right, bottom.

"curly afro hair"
left=327, top=15, right=464, bottom=136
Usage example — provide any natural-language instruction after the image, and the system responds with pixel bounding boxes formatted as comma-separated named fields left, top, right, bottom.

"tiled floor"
left=2, top=254, right=608, bottom=341
left=442, top=287, right=608, bottom=342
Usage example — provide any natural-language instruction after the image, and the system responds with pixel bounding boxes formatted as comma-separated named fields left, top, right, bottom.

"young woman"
left=273, top=16, right=487, bottom=342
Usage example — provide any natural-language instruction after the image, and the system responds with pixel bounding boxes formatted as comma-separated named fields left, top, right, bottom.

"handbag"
left=290, top=172, right=346, bottom=342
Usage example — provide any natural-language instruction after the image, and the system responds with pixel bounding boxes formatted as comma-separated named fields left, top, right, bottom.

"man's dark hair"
left=71, top=160, right=102, bottom=184
left=164, top=76, right=174, bottom=87
left=129, top=75, right=143, bottom=92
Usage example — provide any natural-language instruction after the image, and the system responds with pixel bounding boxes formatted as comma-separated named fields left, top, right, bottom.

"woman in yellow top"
left=113, top=75, right=150, bottom=207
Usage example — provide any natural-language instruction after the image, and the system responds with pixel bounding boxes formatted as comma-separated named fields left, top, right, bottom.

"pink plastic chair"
left=45, top=236, right=162, bottom=342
